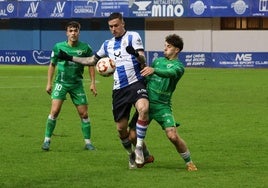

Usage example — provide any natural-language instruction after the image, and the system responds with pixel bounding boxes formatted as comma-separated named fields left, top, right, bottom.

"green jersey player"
left=140, top=34, right=197, bottom=171
left=41, top=21, right=97, bottom=151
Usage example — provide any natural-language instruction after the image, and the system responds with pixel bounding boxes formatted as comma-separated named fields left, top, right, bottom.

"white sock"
left=44, top=137, right=50, bottom=142
left=136, top=138, right=143, bottom=148
left=85, top=139, right=91, bottom=144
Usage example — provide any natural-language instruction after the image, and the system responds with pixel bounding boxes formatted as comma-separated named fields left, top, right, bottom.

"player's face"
left=66, top=26, right=80, bottom=43
left=108, top=18, right=125, bottom=38
left=163, top=42, right=179, bottom=60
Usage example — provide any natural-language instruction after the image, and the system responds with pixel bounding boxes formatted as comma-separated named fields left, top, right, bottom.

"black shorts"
left=112, top=80, right=148, bottom=122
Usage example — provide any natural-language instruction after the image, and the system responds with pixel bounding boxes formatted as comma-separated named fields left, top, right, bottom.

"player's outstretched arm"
left=72, top=56, right=98, bottom=66
left=58, top=49, right=97, bottom=66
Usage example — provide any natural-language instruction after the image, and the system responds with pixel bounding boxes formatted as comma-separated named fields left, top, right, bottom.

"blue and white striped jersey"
left=96, top=31, right=144, bottom=90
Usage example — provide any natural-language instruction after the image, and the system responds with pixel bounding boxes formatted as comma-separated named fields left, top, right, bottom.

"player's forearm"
left=72, top=56, right=97, bottom=66
left=47, top=64, right=55, bottom=84
left=89, top=66, right=96, bottom=84
left=136, top=52, right=146, bottom=68
left=137, top=54, right=146, bottom=66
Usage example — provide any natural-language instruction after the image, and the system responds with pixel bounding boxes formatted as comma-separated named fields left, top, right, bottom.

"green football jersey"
left=146, top=57, right=185, bottom=107
left=50, top=41, right=93, bottom=84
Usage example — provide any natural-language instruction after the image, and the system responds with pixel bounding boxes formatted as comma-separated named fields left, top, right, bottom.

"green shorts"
left=51, top=82, right=88, bottom=105
left=149, top=106, right=179, bottom=130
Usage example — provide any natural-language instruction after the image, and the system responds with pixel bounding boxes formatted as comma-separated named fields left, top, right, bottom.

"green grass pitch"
left=0, top=65, right=267, bottom=188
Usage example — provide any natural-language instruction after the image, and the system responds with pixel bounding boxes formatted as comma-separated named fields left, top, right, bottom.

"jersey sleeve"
left=50, top=44, right=60, bottom=65
left=131, top=32, right=144, bottom=51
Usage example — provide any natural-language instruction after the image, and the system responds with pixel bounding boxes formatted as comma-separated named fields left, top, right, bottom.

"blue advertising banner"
left=212, top=52, right=268, bottom=68
left=147, top=51, right=268, bottom=68
left=1, top=0, right=268, bottom=18
left=187, top=0, right=251, bottom=17
left=1, top=50, right=268, bottom=68
left=1, top=50, right=267, bottom=68
left=0, top=50, right=51, bottom=65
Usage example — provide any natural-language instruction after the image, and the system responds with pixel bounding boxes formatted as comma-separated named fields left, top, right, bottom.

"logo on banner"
left=24, top=2, right=39, bottom=17
left=152, top=0, right=184, bottom=17
left=73, top=0, right=98, bottom=16
left=235, top=53, right=252, bottom=61
left=259, top=0, right=268, bottom=11
left=0, top=51, right=26, bottom=64
left=231, top=0, right=248, bottom=15
left=50, top=2, right=65, bottom=17
left=33, top=50, right=50, bottom=65
left=130, top=0, right=152, bottom=17
left=133, top=1, right=151, bottom=11
left=190, top=1, right=207, bottom=16
left=0, top=3, right=15, bottom=16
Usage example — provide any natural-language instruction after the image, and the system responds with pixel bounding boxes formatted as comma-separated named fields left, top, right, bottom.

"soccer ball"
left=96, top=57, right=116, bottom=77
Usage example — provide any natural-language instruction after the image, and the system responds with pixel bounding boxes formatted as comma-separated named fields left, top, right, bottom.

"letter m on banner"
left=235, top=53, right=252, bottom=61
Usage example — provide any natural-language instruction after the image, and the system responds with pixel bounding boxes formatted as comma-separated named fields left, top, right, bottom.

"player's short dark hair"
left=108, top=12, right=123, bottom=22
left=166, top=34, right=184, bottom=51
left=65, top=21, right=81, bottom=30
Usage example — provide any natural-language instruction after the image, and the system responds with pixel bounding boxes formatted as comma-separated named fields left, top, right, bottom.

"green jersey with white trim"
left=50, top=41, right=93, bottom=84
left=146, top=57, right=184, bottom=107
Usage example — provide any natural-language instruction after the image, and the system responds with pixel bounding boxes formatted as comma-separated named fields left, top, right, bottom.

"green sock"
left=81, top=118, right=91, bottom=139
left=45, top=118, right=56, bottom=138
left=180, top=150, right=191, bottom=163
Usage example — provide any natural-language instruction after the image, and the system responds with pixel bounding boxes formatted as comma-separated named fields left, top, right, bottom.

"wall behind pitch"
left=144, top=18, right=268, bottom=52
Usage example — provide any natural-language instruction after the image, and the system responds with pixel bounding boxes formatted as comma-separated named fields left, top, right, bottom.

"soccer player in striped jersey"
left=58, top=13, right=153, bottom=169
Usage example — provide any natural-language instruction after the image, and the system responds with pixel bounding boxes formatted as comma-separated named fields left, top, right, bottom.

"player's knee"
left=80, top=114, right=88, bottom=119
left=136, top=99, right=149, bottom=116
left=137, top=107, right=149, bottom=120
left=166, top=128, right=179, bottom=142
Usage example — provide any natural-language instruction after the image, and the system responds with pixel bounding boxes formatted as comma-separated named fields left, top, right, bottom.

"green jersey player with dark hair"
left=41, top=21, right=97, bottom=151
left=136, top=34, right=197, bottom=171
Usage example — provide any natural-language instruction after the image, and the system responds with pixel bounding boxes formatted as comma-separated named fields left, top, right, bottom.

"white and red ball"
left=96, top=57, right=116, bottom=77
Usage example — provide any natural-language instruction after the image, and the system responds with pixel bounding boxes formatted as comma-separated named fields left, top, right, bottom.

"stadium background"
left=0, top=0, right=268, bottom=68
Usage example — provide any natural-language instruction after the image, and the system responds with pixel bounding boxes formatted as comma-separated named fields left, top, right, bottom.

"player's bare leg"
left=165, top=127, right=197, bottom=171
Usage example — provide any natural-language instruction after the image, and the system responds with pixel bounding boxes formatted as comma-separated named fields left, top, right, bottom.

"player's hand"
left=126, top=46, right=139, bottom=57
left=46, top=84, right=52, bottom=95
left=58, top=49, right=73, bottom=61
left=141, top=66, right=154, bottom=77
left=90, top=83, right=97, bottom=97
